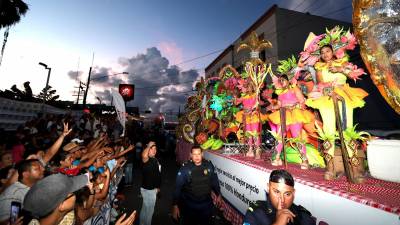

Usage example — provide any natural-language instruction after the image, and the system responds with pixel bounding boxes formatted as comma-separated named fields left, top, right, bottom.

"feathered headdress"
left=277, top=55, right=298, bottom=79
left=300, top=26, right=357, bottom=66
left=273, top=55, right=300, bottom=88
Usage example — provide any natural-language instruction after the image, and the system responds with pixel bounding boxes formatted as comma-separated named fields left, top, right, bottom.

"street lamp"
left=83, top=71, right=129, bottom=107
left=38, top=62, right=51, bottom=103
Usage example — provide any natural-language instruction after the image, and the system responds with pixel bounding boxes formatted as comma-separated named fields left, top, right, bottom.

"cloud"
left=157, top=41, right=184, bottom=66
left=66, top=47, right=201, bottom=113
left=67, top=70, right=84, bottom=80
left=95, top=89, right=112, bottom=104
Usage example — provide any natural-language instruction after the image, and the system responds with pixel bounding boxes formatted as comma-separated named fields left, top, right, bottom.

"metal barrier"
left=0, top=97, right=71, bottom=130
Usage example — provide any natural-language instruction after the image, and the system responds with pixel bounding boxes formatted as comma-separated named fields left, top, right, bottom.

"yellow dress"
left=306, top=58, right=368, bottom=110
left=305, top=58, right=368, bottom=157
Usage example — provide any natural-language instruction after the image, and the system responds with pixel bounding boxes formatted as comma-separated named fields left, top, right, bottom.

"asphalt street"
left=118, top=152, right=232, bottom=225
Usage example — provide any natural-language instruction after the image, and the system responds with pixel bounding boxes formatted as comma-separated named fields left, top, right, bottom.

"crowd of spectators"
left=0, top=112, right=138, bottom=225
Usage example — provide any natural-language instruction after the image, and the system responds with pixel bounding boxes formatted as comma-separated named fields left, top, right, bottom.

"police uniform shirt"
left=243, top=197, right=316, bottom=225
left=173, top=160, right=220, bottom=205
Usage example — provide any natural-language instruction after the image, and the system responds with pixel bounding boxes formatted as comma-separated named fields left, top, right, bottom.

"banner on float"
left=204, top=151, right=267, bottom=214
left=204, top=151, right=399, bottom=225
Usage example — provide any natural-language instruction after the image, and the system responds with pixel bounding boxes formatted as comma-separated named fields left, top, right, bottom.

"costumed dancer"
left=301, top=27, right=368, bottom=180
left=235, top=81, right=265, bottom=159
left=234, top=31, right=273, bottom=159
left=269, top=71, right=312, bottom=169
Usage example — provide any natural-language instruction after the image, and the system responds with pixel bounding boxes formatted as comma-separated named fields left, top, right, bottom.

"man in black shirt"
left=140, top=141, right=161, bottom=225
left=172, top=145, right=222, bottom=225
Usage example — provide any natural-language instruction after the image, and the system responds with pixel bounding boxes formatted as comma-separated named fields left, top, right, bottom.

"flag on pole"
left=111, top=90, right=126, bottom=137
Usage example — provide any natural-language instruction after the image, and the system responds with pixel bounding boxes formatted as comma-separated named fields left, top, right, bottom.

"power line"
left=245, top=4, right=353, bottom=64
left=137, top=5, right=355, bottom=95
left=135, top=90, right=196, bottom=97
left=135, top=79, right=202, bottom=90
left=138, top=5, right=352, bottom=89
left=301, top=0, right=320, bottom=13
left=90, top=66, right=206, bottom=91
left=133, top=3, right=351, bottom=91
left=267, top=5, right=352, bottom=41
left=228, top=5, right=353, bottom=66
left=293, top=0, right=308, bottom=11
left=85, top=4, right=353, bottom=102
left=174, top=49, right=225, bottom=66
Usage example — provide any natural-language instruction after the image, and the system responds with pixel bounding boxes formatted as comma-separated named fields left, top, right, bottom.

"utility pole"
left=82, top=66, right=92, bottom=108
left=73, top=81, right=85, bottom=104
left=83, top=53, right=95, bottom=108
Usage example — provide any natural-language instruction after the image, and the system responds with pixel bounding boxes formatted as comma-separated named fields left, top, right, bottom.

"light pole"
left=38, top=62, right=51, bottom=103
left=82, top=71, right=129, bottom=107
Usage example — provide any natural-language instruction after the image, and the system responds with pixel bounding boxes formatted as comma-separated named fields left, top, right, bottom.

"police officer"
left=172, top=145, right=222, bottom=225
left=243, top=169, right=315, bottom=225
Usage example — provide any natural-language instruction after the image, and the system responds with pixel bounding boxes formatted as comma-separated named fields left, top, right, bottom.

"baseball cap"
left=23, top=173, right=88, bottom=218
left=63, top=142, right=78, bottom=151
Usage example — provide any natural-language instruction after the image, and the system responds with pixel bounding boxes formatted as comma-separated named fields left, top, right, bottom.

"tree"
left=37, top=85, right=59, bottom=102
left=0, top=0, right=29, bottom=66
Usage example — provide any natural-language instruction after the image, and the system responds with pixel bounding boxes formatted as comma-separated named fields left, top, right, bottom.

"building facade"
left=205, top=5, right=351, bottom=78
left=204, top=5, right=400, bottom=132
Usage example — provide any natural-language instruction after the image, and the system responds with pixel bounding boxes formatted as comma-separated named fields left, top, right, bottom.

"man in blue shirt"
left=172, top=145, right=222, bottom=225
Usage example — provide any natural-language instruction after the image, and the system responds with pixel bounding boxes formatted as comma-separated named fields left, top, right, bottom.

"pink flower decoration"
left=224, top=77, right=237, bottom=90
left=349, top=68, right=366, bottom=82
left=237, top=79, right=247, bottom=92
left=346, top=34, right=357, bottom=50
left=300, top=51, right=310, bottom=61
left=341, top=36, right=348, bottom=43
left=335, top=48, right=346, bottom=59
left=307, top=43, right=319, bottom=52
left=261, top=89, right=273, bottom=101
left=306, top=56, right=319, bottom=66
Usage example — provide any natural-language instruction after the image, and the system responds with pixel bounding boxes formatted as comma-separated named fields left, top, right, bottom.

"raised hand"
left=274, top=198, right=295, bottom=225
left=62, top=122, right=72, bottom=137
left=115, top=211, right=136, bottom=225
left=172, top=205, right=180, bottom=221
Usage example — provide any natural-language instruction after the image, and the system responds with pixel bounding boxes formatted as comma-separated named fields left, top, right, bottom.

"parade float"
left=175, top=2, right=400, bottom=224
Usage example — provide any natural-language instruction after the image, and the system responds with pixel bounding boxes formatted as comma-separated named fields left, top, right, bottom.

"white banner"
left=111, top=90, right=126, bottom=136
left=204, top=151, right=399, bottom=225
left=205, top=152, right=266, bottom=214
